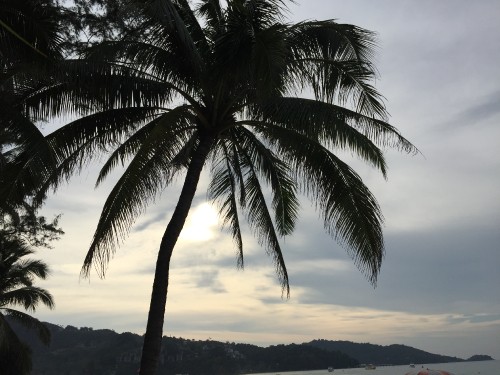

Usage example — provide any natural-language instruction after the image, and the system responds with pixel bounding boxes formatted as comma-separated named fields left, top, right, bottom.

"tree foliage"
left=3, top=1, right=417, bottom=374
left=0, top=237, right=55, bottom=374
left=1, top=2, right=63, bottom=370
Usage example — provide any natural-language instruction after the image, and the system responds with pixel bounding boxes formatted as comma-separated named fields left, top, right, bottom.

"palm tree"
left=0, top=237, right=55, bottom=374
left=9, top=1, right=417, bottom=373
left=0, top=0, right=68, bottom=208
left=1, top=8, right=60, bottom=370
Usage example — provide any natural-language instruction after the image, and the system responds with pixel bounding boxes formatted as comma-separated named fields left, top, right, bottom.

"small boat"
left=328, top=367, right=334, bottom=372
left=410, top=364, right=416, bottom=368
left=365, top=364, right=376, bottom=370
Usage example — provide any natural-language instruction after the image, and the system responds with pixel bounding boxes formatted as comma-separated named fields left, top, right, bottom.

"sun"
left=180, top=202, right=219, bottom=242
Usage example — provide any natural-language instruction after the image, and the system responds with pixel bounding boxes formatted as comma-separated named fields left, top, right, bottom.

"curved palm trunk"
left=139, top=135, right=214, bottom=375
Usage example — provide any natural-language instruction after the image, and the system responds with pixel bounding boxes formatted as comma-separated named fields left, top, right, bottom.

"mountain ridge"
left=8, top=319, right=494, bottom=374
left=307, top=339, right=489, bottom=365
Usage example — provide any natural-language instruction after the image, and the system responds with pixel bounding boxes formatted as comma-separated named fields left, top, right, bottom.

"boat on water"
left=365, top=364, right=376, bottom=370
left=328, top=367, right=334, bottom=372
left=410, top=364, right=416, bottom=368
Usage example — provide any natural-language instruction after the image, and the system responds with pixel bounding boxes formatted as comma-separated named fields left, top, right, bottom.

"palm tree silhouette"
left=10, top=1, right=417, bottom=373
left=0, top=0, right=68, bottom=207
left=0, top=238, right=54, bottom=374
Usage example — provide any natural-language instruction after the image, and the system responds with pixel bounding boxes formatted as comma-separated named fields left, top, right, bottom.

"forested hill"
left=10, top=319, right=357, bottom=375
left=9, top=319, right=493, bottom=374
left=308, top=339, right=469, bottom=365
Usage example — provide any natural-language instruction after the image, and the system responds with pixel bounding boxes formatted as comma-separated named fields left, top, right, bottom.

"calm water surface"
left=244, top=360, right=499, bottom=375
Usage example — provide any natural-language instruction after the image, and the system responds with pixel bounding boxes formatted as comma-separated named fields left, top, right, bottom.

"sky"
left=32, top=0, right=500, bottom=361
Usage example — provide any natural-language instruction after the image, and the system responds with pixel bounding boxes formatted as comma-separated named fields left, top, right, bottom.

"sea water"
left=244, top=360, right=500, bottom=375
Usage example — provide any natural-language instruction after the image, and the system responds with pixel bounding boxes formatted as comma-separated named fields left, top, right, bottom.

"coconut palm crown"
left=9, top=1, right=417, bottom=374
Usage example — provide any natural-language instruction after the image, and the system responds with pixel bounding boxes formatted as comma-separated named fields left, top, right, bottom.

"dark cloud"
left=133, top=212, right=168, bottom=232
left=286, top=222, right=500, bottom=315
left=442, top=90, right=500, bottom=129
left=194, top=270, right=226, bottom=294
left=166, top=313, right=268, bottom=334
left=447, top=314, right=500, bottom=325
left=459, top=90, right=500, bottom=123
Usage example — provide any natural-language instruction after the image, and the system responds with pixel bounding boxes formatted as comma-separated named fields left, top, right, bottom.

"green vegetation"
left=11, top=321, right=492, bottom=375
left=0, top=0, right=66, bottom=206
left=10, top=321, right=358, bottom=374
left=2, top=1, right=417, bottom=374
left=1, top=3, right=65, bottom=371
left=0, top=241, right=55, bottom=374
left=309, top=339, right=467, bottom=366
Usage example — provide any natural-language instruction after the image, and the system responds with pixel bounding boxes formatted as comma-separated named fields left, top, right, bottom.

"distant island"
left=9, top=319, right=494, bottom=375
left=308, top=339, right=494, bottom=366
left=468, top=354, right=494, bottom=361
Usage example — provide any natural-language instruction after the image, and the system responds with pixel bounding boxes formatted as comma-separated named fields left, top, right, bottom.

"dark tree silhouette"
left=8, top=1, right=417, bottom=374
left=0, top=238, right=55, bottom=374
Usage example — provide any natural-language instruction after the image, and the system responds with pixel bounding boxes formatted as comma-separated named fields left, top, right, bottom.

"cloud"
left=133, top=211, right=169, bottom=232
left=194, top=270, right=227, bottom=294
left=447, top=314, right=500, bottom=325
left=454, top=90, right=500, bottom=125
left=286, top=221, right=500, bottom=315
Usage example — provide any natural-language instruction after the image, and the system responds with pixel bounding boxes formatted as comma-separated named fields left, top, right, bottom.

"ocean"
left=244, top=360, right=500, bottom=375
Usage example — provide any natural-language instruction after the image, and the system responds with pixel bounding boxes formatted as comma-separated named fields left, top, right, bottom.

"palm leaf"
left=147, top=0, right=206, bottom=86
left=234, top=127, right=299, bottom=236
left=23, top=59, right=174, bottom=121
left=0, top=19, right=48, bottom=58
left=258, top=97, right=417, bottom=154
left=0, top=286, right=54, bottom=312
left=0, top=312, right=33, bottom=371
left=232, top=132, right=290, bottom=295
left=208, top=143, right=244, bottom=268
left=285, top=20, right=387, bottom=118
left=81, top=106, right=196, bottom=277
left=95, top=117, right=165, bottom=187
left=195, top=0, right=224, bottom=38
left=262, top=125, right=384, bottom=284
left=2, top=308, right=51, bottom=345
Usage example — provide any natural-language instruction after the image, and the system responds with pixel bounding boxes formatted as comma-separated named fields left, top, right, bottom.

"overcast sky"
left=33, top=0, right=500, bottom=361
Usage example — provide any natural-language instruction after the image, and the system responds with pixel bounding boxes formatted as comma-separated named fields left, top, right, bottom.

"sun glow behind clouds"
left=180, top=202, right=219, bottom=242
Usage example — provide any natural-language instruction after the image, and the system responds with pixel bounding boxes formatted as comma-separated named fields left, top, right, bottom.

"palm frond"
left=27, top=107, right=163, bottom=204
left=248, top=98, right=389, bottom=176
left=0, top=286, right=55, bottom=312
left=262, top=126, right=384, bottom=284
left=175, top=0, right=210, bottom=52
left=83, top=39, right=202, bottom=97
left=146, top=0, right=206, bottom=85
left=240, top=0, right=288, bottom=29
left=2, top=308, right=51, bottom=345
left=260, top=97, right=417, bottom=154
left=0, top=312, right=33, bottom=371
left=195, top=0, right=224, bottom=38
left=284, top=20, right=387, bottom=118
left=1, top=115, right=58, bottom=206
left=232, top=131, right=290, bottom=295
left=0, top=0, right=64, bottom=61
left=208, top=142, right=244, bottom=268
left=0, top=18, right=48, bottom=58
left=81, top=107, right=196, bottom=277
left=23, top=59, right=175, bottom=121
left=95, top=117, right=165, bottom=187
left=0, top=260, right=50, bottom=293
left=234, top=127, right=299, bottom=236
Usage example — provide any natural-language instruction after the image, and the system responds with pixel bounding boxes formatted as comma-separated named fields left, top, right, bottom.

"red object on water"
left=405, top=370, right=455, bottom=375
